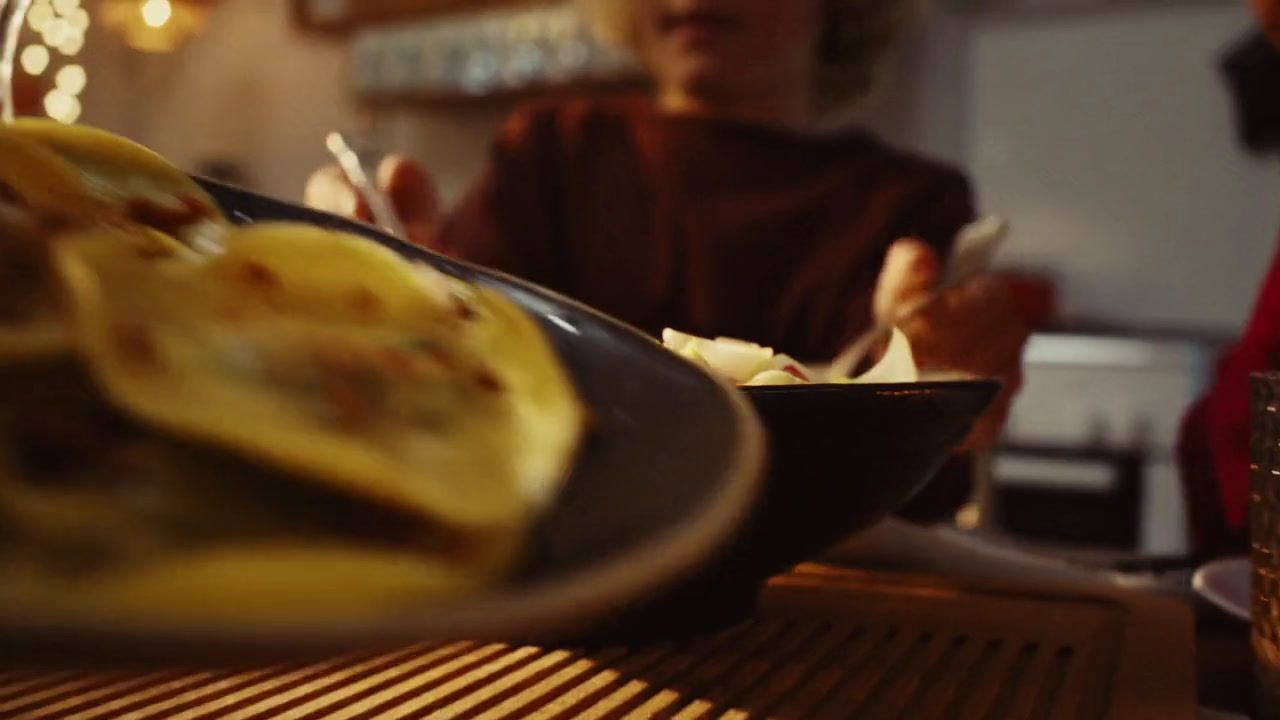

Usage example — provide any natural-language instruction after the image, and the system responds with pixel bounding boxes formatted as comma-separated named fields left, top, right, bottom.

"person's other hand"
left=303, top=155, right=440, bottom=248
left=873, top=238, right=1029, bottom=451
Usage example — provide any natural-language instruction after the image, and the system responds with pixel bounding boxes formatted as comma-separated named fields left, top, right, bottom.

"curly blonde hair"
left=578, top=0, right=921, bottom=110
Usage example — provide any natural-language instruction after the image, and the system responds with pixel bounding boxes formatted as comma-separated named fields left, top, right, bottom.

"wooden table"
left=0, top=565, right=1199, bottom=719
left=1196, top=603, right=1254, bottom=717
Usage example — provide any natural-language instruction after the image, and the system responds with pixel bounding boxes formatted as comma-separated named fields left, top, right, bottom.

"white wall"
left=82, top=0, right=360, bottom=202
left=970, top=5, right=1280, bottom=332
left=77, top=0, right=516, bottom=206
left=856, top=11, right=973, bottom=170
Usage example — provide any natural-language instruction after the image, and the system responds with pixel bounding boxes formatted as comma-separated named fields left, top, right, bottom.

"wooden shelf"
left=356, top=79, right=647, bottom=109
left=292, top=0, right=553, bottom=34
left=346, top=4, right=640, bottom=104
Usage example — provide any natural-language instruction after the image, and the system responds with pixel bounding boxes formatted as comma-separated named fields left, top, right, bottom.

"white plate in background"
left=1193, top=556, right=1250, bottom=623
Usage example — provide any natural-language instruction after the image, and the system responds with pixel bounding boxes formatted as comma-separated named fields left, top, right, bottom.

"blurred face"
left=634, top=0, right=823, bottom=114
left=1258, top=0, right=1280, bottom=48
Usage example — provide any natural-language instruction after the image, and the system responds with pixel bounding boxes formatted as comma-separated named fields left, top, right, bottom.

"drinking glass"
left=1252, top=372, right=1280, bottom=718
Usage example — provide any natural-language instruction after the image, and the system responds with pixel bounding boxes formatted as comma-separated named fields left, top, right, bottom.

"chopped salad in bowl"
left=661, top=327, right=918, bottom=386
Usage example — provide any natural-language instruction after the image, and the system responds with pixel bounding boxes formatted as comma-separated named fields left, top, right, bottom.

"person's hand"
left=873, top=238, right=1029, bottom=451
left=303, top=155, right=440, bottom=248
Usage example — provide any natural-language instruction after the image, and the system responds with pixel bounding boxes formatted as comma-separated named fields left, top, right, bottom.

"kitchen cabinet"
left=990, top=330, right=1223, bottom=555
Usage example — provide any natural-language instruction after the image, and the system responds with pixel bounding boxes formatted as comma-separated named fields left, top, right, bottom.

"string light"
left=102, top=0, right=214, bottom=54
left=11, top=0, right=90, bottom=123
left=26, top=3, right=53, bottom=33
left=54, top=64, right=85, bottom=94
left=56, top=29, right=83, bottom=55
left=19, top=44, right=48, bottom=75
left=141, top=0, right=172, bottom=29
left=68, top=8, right=89, bottom=32
left=8, top=0, right=207, bottom=124
left=41, top=17, right=69, bottom=46
left=42, top=87, right=79, bottom=123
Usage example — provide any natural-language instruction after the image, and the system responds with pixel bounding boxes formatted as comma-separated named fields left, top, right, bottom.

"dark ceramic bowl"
left=0, top=181, right=997, bottom=664
left=578, top=380, right=998, bottom=643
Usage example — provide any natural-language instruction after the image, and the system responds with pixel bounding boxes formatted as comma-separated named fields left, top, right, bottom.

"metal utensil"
left=324, top=131, right=408, bottom=242
left=826, top=215, right=1009, bottom=381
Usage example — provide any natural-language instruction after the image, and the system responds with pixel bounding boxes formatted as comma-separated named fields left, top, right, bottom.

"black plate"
left=0, top=181, right=765, bottom=666
left=0, top=181, right=997, bottom=665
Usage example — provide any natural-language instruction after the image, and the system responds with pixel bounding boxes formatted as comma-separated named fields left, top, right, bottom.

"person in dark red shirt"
left=308, top=0, right=1028, bottom=477
left=1179, top=0, right=1280, bottom=555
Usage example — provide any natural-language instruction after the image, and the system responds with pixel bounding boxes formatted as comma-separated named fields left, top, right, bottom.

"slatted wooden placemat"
left=0, top=564, right=1195, bottom=719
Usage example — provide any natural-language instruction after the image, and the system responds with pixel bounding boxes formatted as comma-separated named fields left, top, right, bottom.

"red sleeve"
left=1184, top=239, right=1280, bottom=532
left=1178, top=397, right=1247, bottom=553
left=436, top=105, right=566, bottom=288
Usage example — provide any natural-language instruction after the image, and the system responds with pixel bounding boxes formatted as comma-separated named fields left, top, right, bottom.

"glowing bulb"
left=27, top=3, right=55, bottom=32
left=102, top=0, right=211, bottom=53
left=58, top=29, right=85, bottom=56
left=141, top=0, right=172, bottom=29
left=20, top=45, right=50, bottom=76
left=56, top=65, right=86, bottom=95
left=43, top=89, right=80, bottom=124
left=42, top=18, right=70, bottom=46
left=52, top=0, right=78, bottom=16
left=68, top=8, right=89, bottom=31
